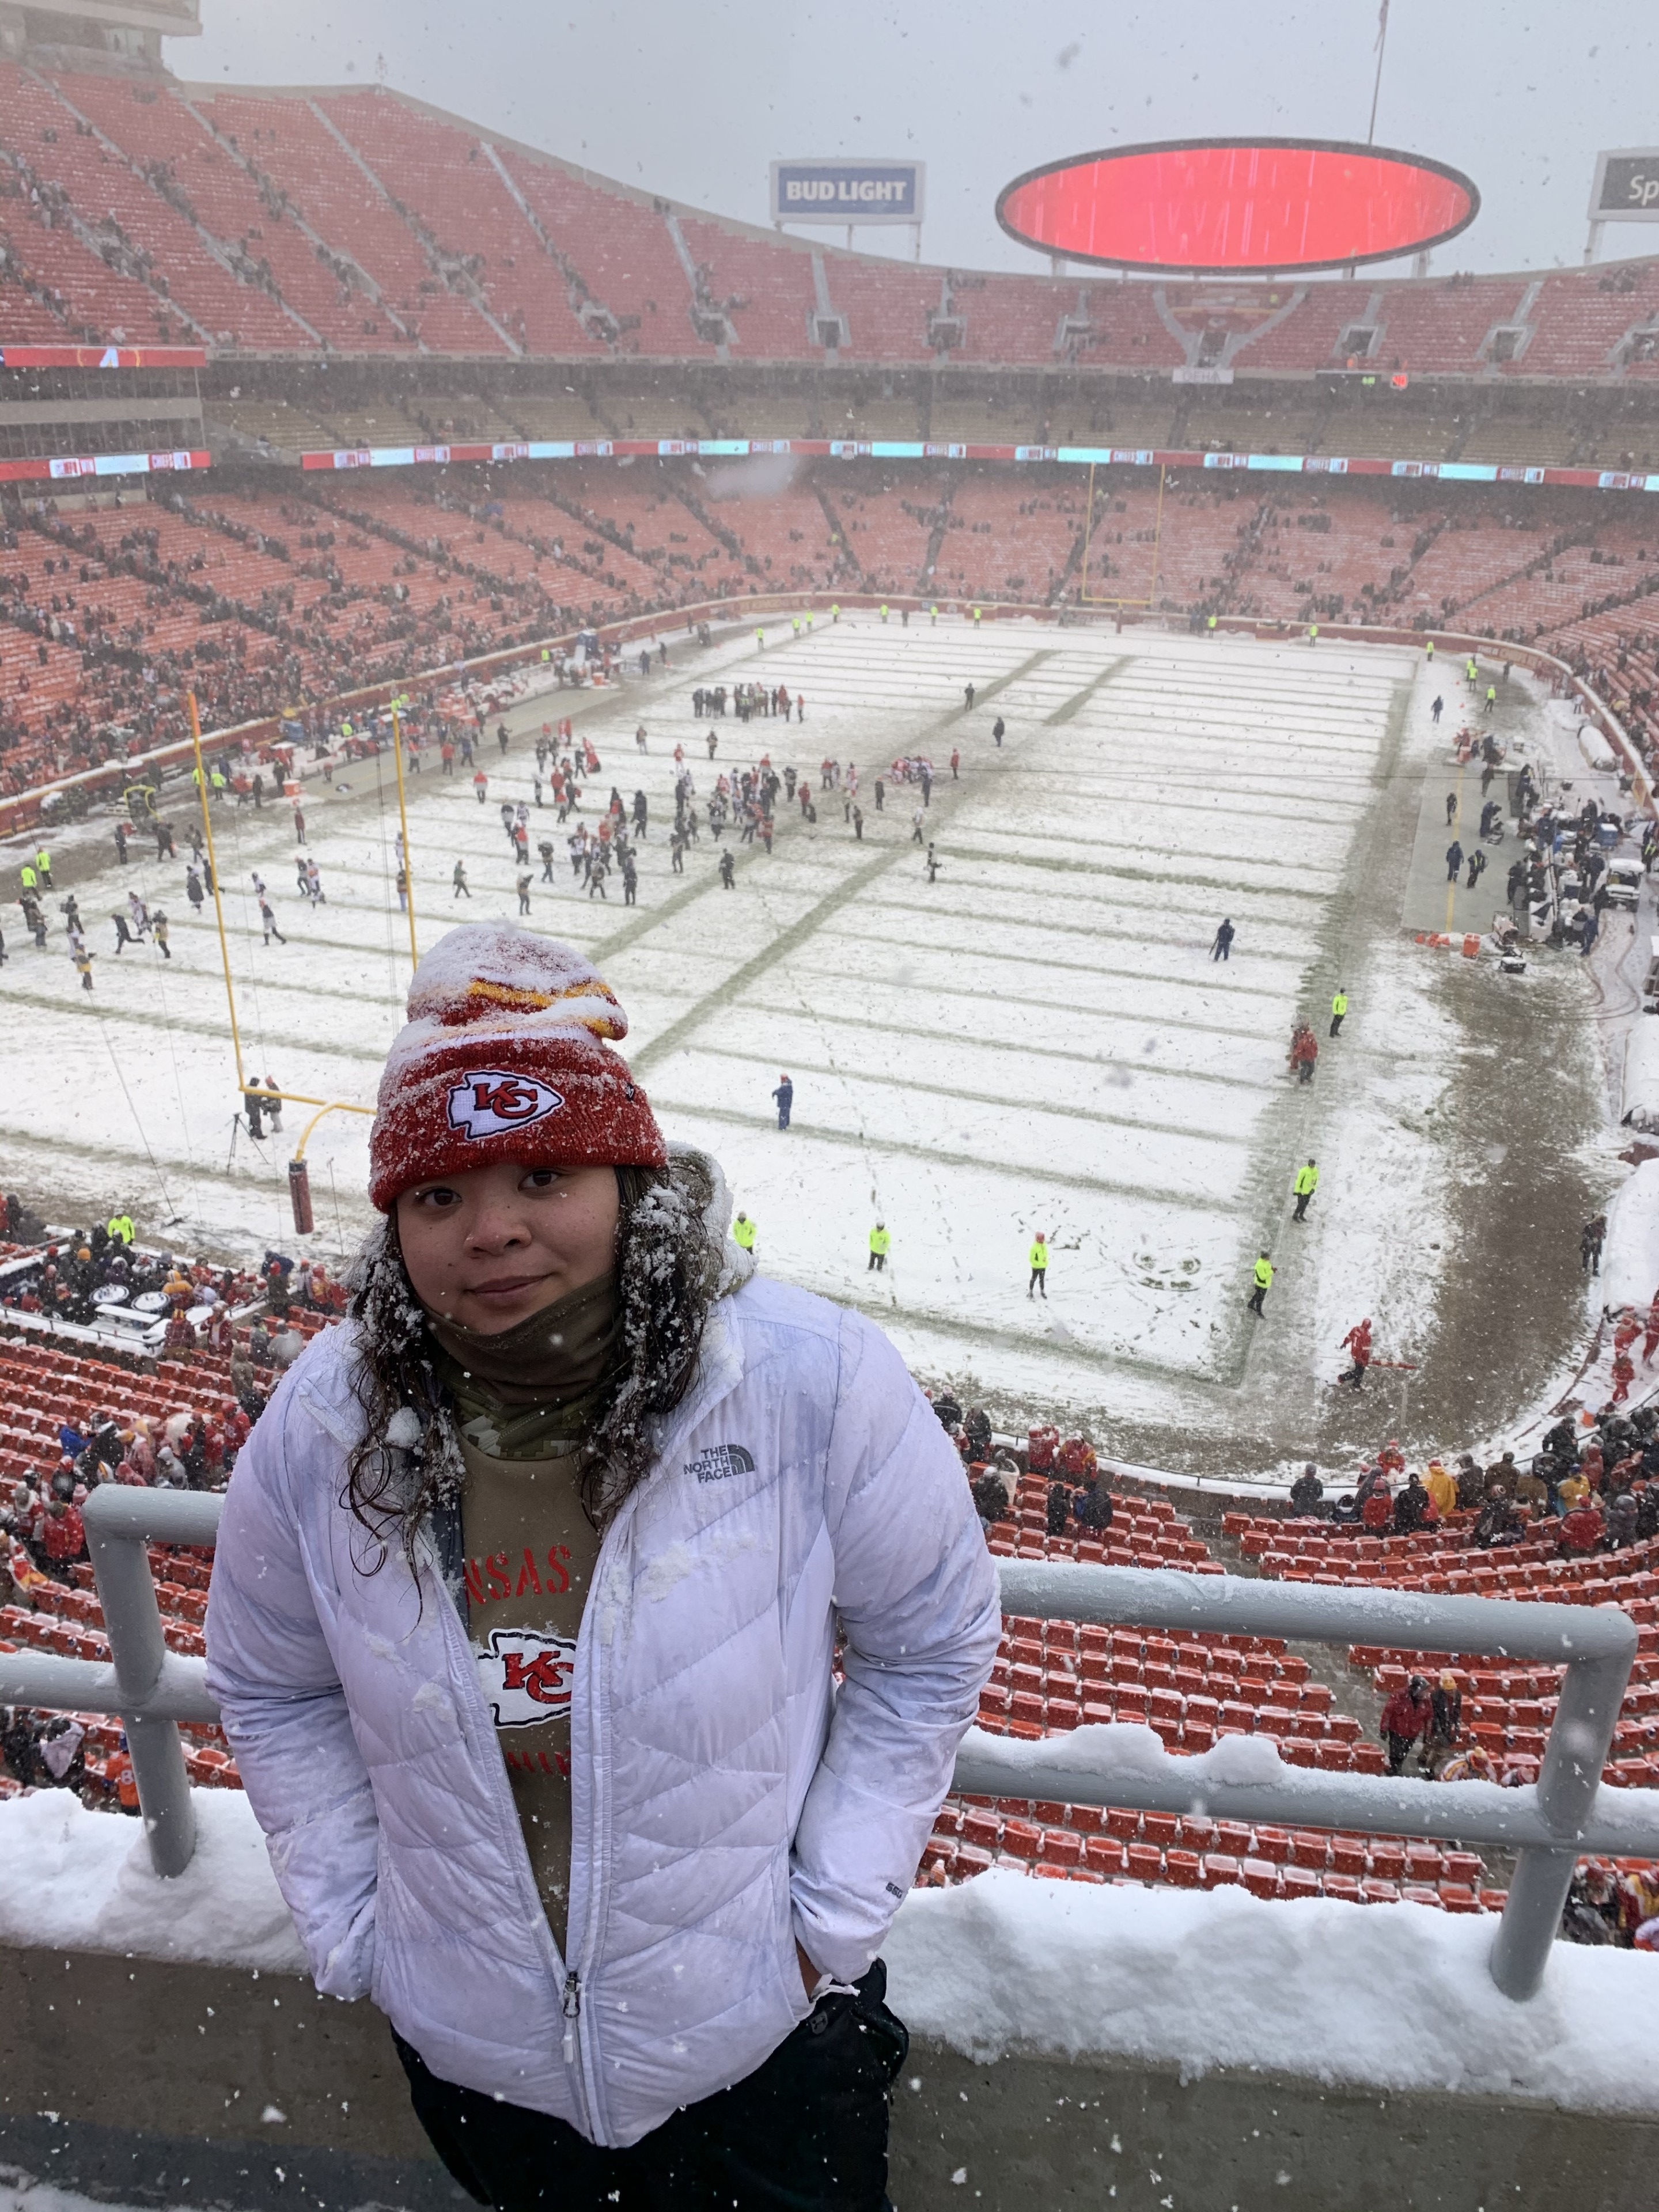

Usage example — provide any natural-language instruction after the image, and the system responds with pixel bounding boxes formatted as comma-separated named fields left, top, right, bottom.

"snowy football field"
left=2, top=613, right=1531, bottom=1465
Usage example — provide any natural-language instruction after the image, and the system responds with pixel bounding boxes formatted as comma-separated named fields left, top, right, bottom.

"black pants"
left=1328, top=1014, right=1344, bottom=1036
left=395, top=1960, right=907, bottom=2211
left=1292, top=1194, right=1311, bottom=1220
left=1247, top=1285, right=1267, bottom=1315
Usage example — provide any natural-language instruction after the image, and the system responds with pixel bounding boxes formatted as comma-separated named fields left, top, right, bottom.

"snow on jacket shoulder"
left=205, top=1274, right=999, bottom=2148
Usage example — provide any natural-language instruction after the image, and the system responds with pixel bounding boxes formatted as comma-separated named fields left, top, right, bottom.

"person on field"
left=207, top=924, right=998, bottom=2211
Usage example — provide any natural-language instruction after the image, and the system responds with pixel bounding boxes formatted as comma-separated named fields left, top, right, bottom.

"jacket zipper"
left=445, top=1316, right=746, bottom=2142
left=430, top=1561, right=598, bottom=2138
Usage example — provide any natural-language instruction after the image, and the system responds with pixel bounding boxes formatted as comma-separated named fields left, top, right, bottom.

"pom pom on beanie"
left=368, top=924, right=666, bottom=1212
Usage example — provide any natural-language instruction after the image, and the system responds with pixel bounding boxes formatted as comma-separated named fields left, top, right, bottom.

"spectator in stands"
left=1451, top=1454, right=1484, bottom=1510
left=1483, top=1450, right=1520, bottom=1498
left=38, top=1716, right=85, bottom=1792
left=1072, top=1475, right=1114, bottom=1536
left=41, top=1474, right=85, bottom=1578
left=0, top=1709, right=39, bottom=1789
left=1392, top=1472, right=1435, bottom=1533
left=1425, top=1672, right=1463, bottom=1772
left=1474, top=1491, right=1524, bottom=1548
left=207, top=923, right=998, bottom=2200
left=1560, top=1497, right=1606, bottom=1555
left=1423, top=1459, right=1458, bottom=1520
left=1380, top=1675, right=1432, bottom=1775
left=1288, top=1463, right=1324, bottom=1515
left=971, top=1465, right=1012, bottom=1532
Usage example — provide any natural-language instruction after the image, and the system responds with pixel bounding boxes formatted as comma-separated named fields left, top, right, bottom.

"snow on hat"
left=367, top=923, right=666, bottom=1212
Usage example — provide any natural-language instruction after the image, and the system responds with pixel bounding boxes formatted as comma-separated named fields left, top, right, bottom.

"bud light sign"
left=771, top=160, right=925, bottom=226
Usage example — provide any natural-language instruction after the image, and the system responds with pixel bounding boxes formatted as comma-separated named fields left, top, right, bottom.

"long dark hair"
left=341, top=1149, right=727, bottom=1573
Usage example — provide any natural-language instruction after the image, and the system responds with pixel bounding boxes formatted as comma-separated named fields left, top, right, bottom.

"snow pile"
left=0, top=1790, right=305, bottom=1974
left=3, top=1789, right=1658, bottom=2113
left=885, top=1868, right=1659, bottom=2113
left=1624, top=1024, right=1659, bottom=1133
left=1603, top=1157, right=1659, bottom=1312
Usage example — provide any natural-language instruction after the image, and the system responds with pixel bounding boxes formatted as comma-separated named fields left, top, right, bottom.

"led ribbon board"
left=996, top=138, right=1478, bottom=275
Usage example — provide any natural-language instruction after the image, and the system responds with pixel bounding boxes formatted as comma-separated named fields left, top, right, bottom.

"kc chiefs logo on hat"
left=446, top=1068, right=565, bottom=1140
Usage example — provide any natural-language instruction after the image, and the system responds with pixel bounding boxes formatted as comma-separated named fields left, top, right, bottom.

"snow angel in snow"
left=206, top=921, right=998, bottom=2211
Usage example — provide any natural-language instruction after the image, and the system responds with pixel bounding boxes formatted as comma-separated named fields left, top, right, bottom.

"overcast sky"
left=184, top=1, right=1650, bottom=279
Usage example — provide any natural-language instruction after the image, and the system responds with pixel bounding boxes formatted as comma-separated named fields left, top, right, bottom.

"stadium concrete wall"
left=0, top=1944, right=1652, bottom=2212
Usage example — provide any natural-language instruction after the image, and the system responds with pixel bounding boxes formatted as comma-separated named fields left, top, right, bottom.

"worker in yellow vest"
left=34, top=847, right=51, bottom=888
left=1292, top=1161, right=1319, bottom=1222
left=930, top=604, right=938, bottom=626
left=880, top=604, right=889, bottom=623
left=107, top=1211, right=135, bottom=1246
left=1247, top=1251, right=1274, bottom=1315
left=1425, top=638, right=1435, bottom=662
left=18, top=861, right=37, bottom=899
left=733, top=1211, right=756, bottom=1254
left=1330, top=987, right=1349, bottom=1038
left=831, top=603, right=841, bottom=623
left=868, top=1223, right=890, bottom=1273
left=1028, top=1231, right=1048, bottom=1300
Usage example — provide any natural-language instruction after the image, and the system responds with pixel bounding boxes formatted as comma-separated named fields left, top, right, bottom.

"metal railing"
left=0, top=1488, right=218, bottom=1877
left=5, top=1501, right=1659, bottom=1999
left=972, top=1562, right=1659, bottom=2001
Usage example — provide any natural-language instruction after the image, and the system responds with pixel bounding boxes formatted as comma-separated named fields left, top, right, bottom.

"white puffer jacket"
left=204, top=1275, right=999, bottom=2148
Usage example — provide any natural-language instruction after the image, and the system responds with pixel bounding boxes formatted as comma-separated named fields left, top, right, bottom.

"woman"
left=207, top=924, right=998, bottom=2211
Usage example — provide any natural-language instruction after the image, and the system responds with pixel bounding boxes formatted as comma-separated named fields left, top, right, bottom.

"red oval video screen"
left=996, top=138, right=1479, bottom=274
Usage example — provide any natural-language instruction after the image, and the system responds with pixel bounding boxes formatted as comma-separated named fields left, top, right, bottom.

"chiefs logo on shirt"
left=474, top=1626, right=577, bottom=1728
left=447, top=1070, right=565, bottom=1141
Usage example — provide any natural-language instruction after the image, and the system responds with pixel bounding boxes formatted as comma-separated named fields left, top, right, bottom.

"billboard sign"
left=771, top=159, right=924, bottom=226
left=1589, top=150, right=1659, bottom=221
left=995, top=137, right=1478, bottom=274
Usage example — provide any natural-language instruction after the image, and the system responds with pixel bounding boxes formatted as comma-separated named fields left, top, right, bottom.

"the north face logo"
left=474, top=1626, right=576, bottom=1728
left=447, top=1069, right=565, bottom=1140
left=686, top=1443, right=756, bottom=1484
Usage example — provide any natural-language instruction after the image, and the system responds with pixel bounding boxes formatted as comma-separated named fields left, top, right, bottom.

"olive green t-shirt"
left=458, top=1435, right=601, bottom=1952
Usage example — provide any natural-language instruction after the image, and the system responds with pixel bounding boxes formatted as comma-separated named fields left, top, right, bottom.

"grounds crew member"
left=106, top=1211, right=134, bottom=1248
left=869, top=1222, right=890, bottom=1273
left=1291, top=1160, right=1319, bottom=1222
left=1329, top=986, right=1348, bottom=1037
left=1247, top=1251, right=1274, bottom=1316
left=35, top=847, right=51, bottom=889
left=1028, top=1230, right=1049, bottom=1300
left=733, top=1209, right=756, bottom=1253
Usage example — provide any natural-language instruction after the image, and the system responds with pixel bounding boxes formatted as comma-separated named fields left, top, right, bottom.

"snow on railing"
left=0, top=1487, right=217, bottom=1877
left=967, top=1561, right=1658, bottom=2001
left=2, top=1502, right=1654, bottom=1999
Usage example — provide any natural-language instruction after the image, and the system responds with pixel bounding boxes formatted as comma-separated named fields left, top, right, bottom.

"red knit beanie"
left=368, top=924, right=666, bottom=1212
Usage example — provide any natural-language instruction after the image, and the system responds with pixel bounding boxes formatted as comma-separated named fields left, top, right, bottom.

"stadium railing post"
left=83, top=1488, right=224, bottom=1877
left=1489, top=1631, right=1635, bottom=1999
